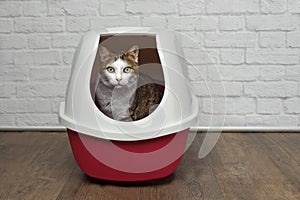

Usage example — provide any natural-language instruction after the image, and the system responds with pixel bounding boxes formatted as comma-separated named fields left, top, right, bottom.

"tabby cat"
left=95, top=45, right=163, bottom=121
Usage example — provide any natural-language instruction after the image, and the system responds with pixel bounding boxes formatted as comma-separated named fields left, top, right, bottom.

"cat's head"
left=99, top=45, right=139, bottom=87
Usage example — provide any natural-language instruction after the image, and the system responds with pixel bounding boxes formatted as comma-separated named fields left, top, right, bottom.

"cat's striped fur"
left=95, top=45, right=163, bottom=121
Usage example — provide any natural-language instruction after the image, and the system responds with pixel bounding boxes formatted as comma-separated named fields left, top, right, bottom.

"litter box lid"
left=59, top=27, right=199, bottom=141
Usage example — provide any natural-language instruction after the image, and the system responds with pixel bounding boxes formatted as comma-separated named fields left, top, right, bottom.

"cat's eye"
left=123, top=67, right=132, bottom=73
left=106, top=67, right=115, bottom=73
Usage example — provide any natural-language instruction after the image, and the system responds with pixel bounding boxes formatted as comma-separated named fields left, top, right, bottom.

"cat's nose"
left=116, top=78, right=122, bottom=83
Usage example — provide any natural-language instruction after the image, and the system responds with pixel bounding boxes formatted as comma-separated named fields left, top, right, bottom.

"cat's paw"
left=149, top=104, right=159, bottom=114
left=120, top=117, right=133, bottom=122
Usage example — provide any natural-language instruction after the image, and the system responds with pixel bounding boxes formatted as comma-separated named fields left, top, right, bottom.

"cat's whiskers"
left=96, top=45, right=162, bottom=121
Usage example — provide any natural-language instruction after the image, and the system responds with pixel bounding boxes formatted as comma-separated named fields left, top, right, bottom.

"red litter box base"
left=67, top=129, right=189, bottom=183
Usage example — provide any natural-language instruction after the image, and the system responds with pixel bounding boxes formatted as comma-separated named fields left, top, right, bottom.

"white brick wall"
left=0, top=0, right=299, bottom=128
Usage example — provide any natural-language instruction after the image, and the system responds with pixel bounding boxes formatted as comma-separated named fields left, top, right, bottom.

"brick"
left=208, top=66, right=259, bottom=81
left=0, top=1, right=22, bottom=17
left=191, top=81, right=243, bottom=97
left=201, top=97, right=226, bottom=114
left=259, top=32, right=286, bottom=48
left=17, top=83, right=67, bottom=98
left=0, top=19, right=13, bottom=33
left=247, top=15, right=298, bottom=31
left=14, top=51, right=35, bottom=65
left=184, top=48, right=219, bottom=64
left=261, top=0, right=286, bottom=13
left=16, top=114, right=59, bottom=126
left=51, top=34, right=82, bottom=48
left=141, top=17, right=166, bottom=28
left=100, top=0, right=126, bottom=15
left=167, top=17, right=198, bottom=30
left=27, top=99, right=52, bottom=113
left=29, top=67, right=54, bottom=81
left=180, top=31, right=205, bottom=48
left=0, top=35, right=26, bottom=49
left=257, top=98, right=282, bottom=114
left=0, top=99, right=28, bottom=113
left=51, top=98, right=64, bottom=113
left=90, top=17, right=140, bottom=29
left=285, top=66, right=300, bottom=81
left=0, top=114, right=15, bottom=126
left=0, top=0, right=298, bottom=128
left=284, top=98, right=300, bottom=114
left=259, top=65, right=284, bottom=81
left=33, top=51, right=61, bottom=65
left=66, top=17, right=90, bottom=32
left=205, top=32, right=256, bottom=47
left=187, top=65, right=207, bottom=81
left=0, top=83, right=15, bottom=98
left=245, top=115, right=263, bottom=126
left=287, top=32, right=300, bottom=47
left=244, top=82, right=297, bottom=97
left=167, top=16, right=218, bottom=31
left=219, top=16, right=244, bottom=31
left=198, top=113, right=245, bottom=127
left=0, top=51, right=13, bottom=64
left=14, top=51, right=61, bottom=65
left=28, top=35, right=51, bottom=49
left=126, top=0, right=177, bottom=14
left=206, top=0, right=259, bottom=13
left=54, top=67, right=71, bottom=81
left=220, top=49, right=245, bottom=64
left=48, top=0, right=98, bottom=16
left=0, top=66, right=28, bottom=81
left=23, top=1, right=47, bottom=16
left=225, top=98, right=256, bottom=115
left=179, top=0, right=205, bottom=15
left=262, top=115, right=298, bottom=126
left=246, top=115, right=299, bottom=126
left=198, top=113, right=228, bottom=127
left=197, top=16, right=218, bottom=31
left=288, top=0, right=300, bottom=13
left=202, top=97, right=255, bottom=114
left=246, top=49, right=299, bottom=64
left=224, top=115, right=246, bottom=126
left=15, top=18, right=64, bottom=33
left=62, top=50, right=75, bottom=65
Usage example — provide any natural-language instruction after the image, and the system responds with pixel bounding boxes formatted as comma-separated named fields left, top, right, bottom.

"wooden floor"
left=0, top=132, right=299, bottom=200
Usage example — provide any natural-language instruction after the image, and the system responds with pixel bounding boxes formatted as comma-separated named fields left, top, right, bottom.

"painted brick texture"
left=0, top=0, right=299, bottom=127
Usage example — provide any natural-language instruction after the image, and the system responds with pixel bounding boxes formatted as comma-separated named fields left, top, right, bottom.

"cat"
left=95, top=45, right=163, bottom=122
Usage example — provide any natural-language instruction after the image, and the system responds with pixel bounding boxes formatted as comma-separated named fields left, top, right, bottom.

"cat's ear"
left=99, top=46, right=112, bottom=63
left=126, top=45, right=139, bottom=63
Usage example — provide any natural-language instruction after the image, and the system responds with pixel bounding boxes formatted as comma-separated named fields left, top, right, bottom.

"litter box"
left=59, top=27, right=199, bottom=183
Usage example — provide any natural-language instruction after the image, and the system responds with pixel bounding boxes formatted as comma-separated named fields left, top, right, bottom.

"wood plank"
left=0, top=132, right=74, bottom=200
left=139, top=133, right=224, bottom=200
left=0, top=132, right=299, bottom=200
left=210, top=133, right=300, bottom=200
left=56, top=166, right=85, bottom=200
left=249, top=133, right=300, bottom=198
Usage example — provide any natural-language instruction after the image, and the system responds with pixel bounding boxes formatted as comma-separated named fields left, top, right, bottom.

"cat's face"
left=99, top=45, right=139, bottom=87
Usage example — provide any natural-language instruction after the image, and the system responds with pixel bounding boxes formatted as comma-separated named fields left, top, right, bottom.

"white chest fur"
left=95, top=79, right=137, bottom=121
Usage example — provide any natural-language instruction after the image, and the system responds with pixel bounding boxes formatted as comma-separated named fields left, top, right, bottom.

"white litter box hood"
left=59, top=27, right=199, bottom=141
